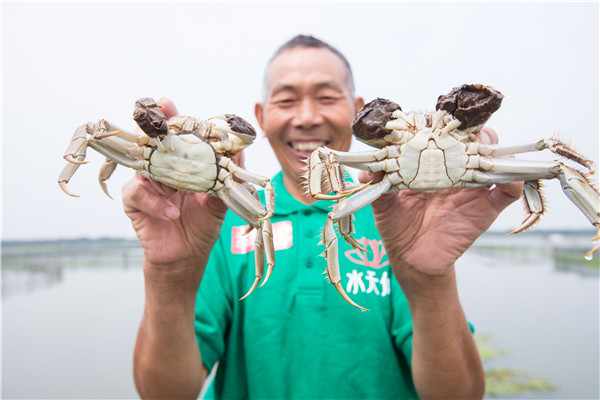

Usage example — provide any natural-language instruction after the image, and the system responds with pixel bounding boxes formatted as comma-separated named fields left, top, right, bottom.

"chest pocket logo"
left=344, top=237, right=389, bottom=269
left=231, top=220, right=293, bottom=254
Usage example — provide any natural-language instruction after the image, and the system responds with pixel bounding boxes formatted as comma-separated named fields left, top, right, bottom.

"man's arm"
left=367, top=128, right=522, bottom=398
left=124, top=98, right=229, bottom=398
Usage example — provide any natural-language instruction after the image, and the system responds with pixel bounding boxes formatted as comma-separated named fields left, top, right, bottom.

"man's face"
left=255, top=47, right=363, bottom=188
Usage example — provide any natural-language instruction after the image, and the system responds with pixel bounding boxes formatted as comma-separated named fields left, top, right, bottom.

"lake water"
left=2, top=233, right=599, bottom=399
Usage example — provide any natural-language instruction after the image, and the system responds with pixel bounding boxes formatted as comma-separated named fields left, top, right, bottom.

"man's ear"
left=254, top=102, right=266, bottom=136
left=354, top=97, right=365, bottom=115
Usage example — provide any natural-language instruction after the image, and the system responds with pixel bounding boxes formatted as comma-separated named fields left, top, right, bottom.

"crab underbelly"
left=401, top=147, right=468, bottom=191
left=148, top=134, right=218, bottom=192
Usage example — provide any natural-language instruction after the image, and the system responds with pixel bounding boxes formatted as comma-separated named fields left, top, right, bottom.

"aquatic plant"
left=474, top=334, right=555, bottom=398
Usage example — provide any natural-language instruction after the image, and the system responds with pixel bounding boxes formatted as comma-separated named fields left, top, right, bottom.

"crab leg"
left=98, top=159, right=118, bottom=199
left=555, top=166, right=600, bottom=251
left=241, top=183, right=275, bottom=289
left=89, top=140, right=144, bottom=168
left=475, top=163, right=599, bottom=255
left=219, top=158, right=275, bottom=220
left=337, top=214, right=367, bottom=252
left=508, top=180, right=544, bottom=234
left=319, top=181, right=394, bottom=311
left=307, top=148, right=372, bottom=199
left=240, top=223, right=265, bottom=300
left=209, top=116, right=256, bottom=144
left=59, top=125, right=91, bottom=196
left=62, top=124, right=92, bottom=164
left=102, top=120, right=171, bottom=153
left=216, top=189, right=260, bottom=229
left=228, top=180, right=270, bottom=219
left=217, top=182, right=276, bottom=298
left=330, top=178, right=392, bottom=221
left=58, top=160, right=85, bottom=197
left=322, top=217, right=368, bottom=311
left=469, top=139, right=596, bottom=172
left=307, top=150, right=325, bottom=197
left=259, top=219, right=275, bottom=287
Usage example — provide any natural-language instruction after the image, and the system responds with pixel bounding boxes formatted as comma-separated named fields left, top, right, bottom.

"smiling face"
left=255, top=46, right=364, bottom=202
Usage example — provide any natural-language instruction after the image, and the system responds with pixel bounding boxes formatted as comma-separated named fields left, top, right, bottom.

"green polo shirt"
left=195, top=171, right=417, bottom=399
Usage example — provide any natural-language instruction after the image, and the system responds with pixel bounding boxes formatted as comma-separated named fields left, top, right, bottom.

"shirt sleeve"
left=194, top=231, right=234, bottom=371
left=390, top=276, right=415, bottom=367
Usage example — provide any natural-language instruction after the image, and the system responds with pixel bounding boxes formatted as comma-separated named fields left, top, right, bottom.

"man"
left=127, top=35, right=522, bottom=398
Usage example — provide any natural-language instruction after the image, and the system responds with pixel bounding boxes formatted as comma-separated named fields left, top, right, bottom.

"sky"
left=2, top=1, right=599, bottom=240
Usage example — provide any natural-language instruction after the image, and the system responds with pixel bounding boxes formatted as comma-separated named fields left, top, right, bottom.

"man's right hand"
left=128, top=98, right=223, bottom=398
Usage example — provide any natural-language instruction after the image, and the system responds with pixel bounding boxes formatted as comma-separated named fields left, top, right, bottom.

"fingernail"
left=164, top=206, right=180, bottom=220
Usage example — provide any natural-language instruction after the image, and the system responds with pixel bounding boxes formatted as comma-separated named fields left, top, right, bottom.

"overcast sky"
left=2, top=2, right=599, bottom=240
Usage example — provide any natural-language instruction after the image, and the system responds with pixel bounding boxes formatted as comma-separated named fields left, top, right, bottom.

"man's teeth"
left=291, top=141, right=327, bottom=152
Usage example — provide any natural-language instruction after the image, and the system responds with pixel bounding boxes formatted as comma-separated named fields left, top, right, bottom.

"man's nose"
left=292, top=96, right=323, bottom=128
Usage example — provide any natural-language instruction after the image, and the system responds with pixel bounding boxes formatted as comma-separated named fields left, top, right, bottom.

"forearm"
left=398, top=266, right=485, bottom=399
left=134, top=258, right=209, bottom=399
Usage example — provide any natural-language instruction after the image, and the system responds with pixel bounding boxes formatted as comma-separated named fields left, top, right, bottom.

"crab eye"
left=224, top=114, right=257, bottom=139
left=351, top=98, right=402, bottom=142
left=436, top=84, right=504, bottom=129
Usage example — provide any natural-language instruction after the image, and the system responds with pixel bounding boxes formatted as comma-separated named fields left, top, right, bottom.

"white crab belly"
left=400, top=140, right=468, bottom=191
left=148, top=134, right=218, bottom=192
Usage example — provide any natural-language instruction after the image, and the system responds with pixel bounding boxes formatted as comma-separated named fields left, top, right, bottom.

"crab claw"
left=259, top=219, right=275, bottom=288
left=93, top=129, right=123, bottom=139
left=322, top=218, right=369, bottom=311
left=64, top=155, right=88, bottom=165
left=313, top=181, right=373, bottom=200
left=436, top=84, right=504, bottom=130
left=584, top=228, right=600, bottom=258
left=508, top=180, right=544, bottom=235
left=58, top=181, right=79, bottom=197
left=98, top=158, right=117, bottom=200
left=333, top=283, right=368, bottom=312
left=240, top=225, right=266, bottom=301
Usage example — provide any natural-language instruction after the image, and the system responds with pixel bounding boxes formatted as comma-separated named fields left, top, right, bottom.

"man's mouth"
left=289, top=140, right=328, bottom=154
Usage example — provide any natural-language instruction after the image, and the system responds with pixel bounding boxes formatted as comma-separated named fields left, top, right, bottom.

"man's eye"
left=276, top=99, right=296, bottom=106
left=318, top=96, right=337, bottom=104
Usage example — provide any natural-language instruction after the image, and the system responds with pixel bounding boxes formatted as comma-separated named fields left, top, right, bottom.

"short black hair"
left=263, top=34, right=356, bottom=98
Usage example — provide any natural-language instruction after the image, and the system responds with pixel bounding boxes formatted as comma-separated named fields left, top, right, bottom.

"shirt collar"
left=271, top=171, right=333, bottom=216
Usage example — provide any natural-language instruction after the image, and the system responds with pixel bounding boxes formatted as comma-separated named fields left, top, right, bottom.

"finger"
left=145, top=176, right=178, bottom=197
left=133, top=172, right=177, bottom=196
left=488, top=181, right=524, bottom=213
left=233, top=150, right=246, bottom=169
left=122, top=174, right=181, bottom=221
left=157, top=97, right=179, bottom=119
left=358, top=170, right=384, bottom=184
left=478, top=126, right=498, bottom=145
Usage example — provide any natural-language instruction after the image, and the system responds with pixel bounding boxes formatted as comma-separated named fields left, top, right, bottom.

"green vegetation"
left=475, top=334, right=555, bottom=398
left=485, top=369, right=555, bottom=398
left=475, top=334, right=507, bottom=361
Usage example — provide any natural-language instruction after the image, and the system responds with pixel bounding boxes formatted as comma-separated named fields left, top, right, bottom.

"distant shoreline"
left=1, top=229, right=596, bottom=245
left=1, top=237, right=140, bottom=246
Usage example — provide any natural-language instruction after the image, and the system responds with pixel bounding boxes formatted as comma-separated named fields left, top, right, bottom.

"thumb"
left=358, top=170, right=384, bottom=184
left=157, top=97, right=179, bottom=119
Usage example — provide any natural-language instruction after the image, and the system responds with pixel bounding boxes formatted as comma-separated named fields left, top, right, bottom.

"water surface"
left=2, top=233, right=598, bottom=399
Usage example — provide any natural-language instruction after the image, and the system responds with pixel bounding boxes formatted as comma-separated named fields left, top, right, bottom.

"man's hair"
left=263, top=34, right=356, bottom=99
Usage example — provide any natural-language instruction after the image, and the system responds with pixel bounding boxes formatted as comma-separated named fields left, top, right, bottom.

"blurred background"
left=2, top=2, right=598, bottom=399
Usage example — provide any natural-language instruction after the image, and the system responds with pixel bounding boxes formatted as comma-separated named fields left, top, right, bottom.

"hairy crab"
left=59, top=97, right=275, bottom=298
left=307, top=84, right=599, bottom=310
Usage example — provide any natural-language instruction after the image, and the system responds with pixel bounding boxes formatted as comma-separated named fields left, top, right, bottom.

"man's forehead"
left=270, top=80, right=343, bottom=93
left=265, top=47, right=350, bottom=92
